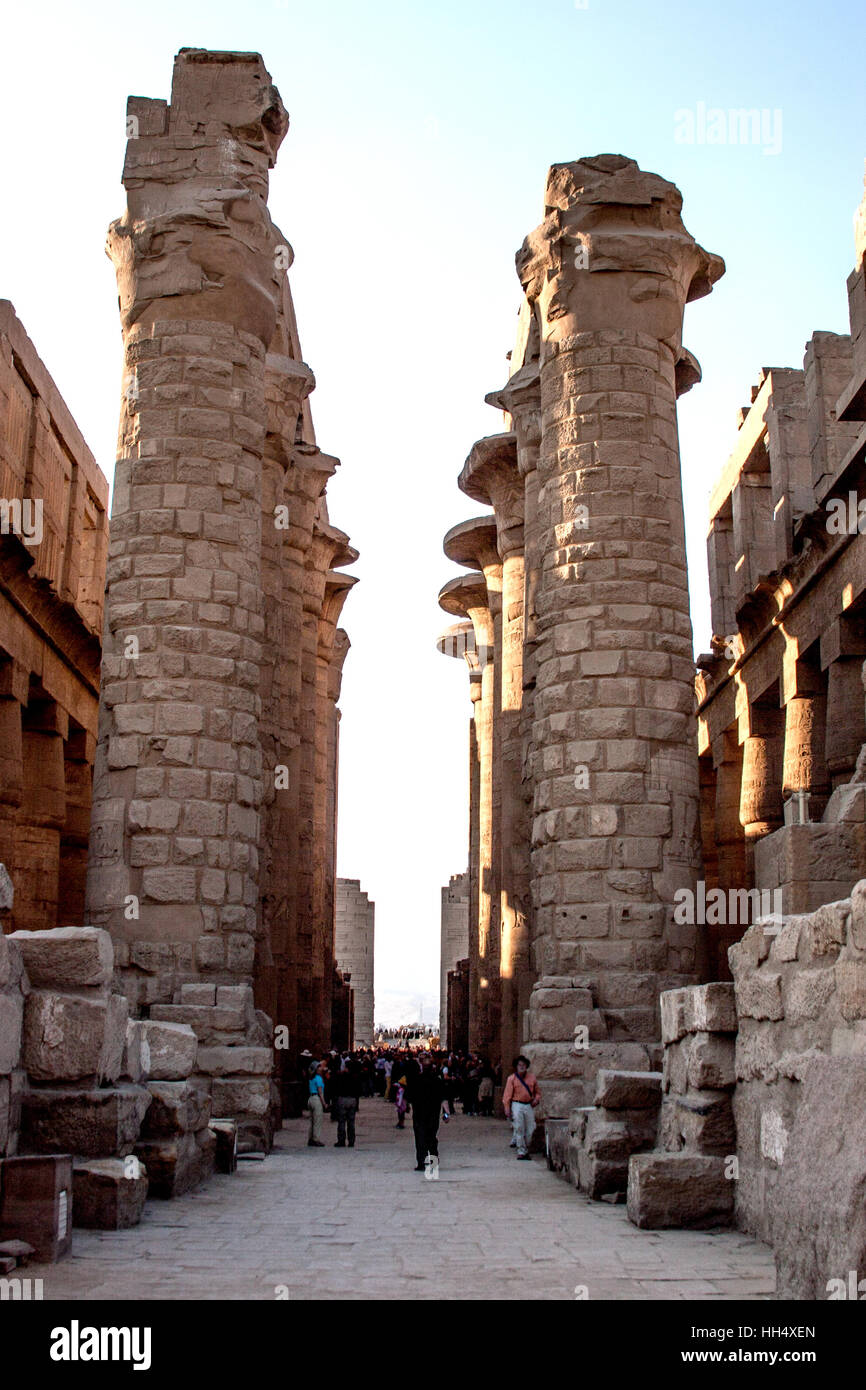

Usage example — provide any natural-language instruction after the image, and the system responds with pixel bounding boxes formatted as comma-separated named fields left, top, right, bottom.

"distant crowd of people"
left=299, top=1047, right=540, bottom=1170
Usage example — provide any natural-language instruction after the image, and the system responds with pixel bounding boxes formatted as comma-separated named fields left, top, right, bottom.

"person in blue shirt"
left=307, top=1061, right=328, bottom=1147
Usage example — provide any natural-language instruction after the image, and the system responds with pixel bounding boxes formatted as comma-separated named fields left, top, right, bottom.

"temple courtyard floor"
left=26, top=1101, right=776, bottom=1301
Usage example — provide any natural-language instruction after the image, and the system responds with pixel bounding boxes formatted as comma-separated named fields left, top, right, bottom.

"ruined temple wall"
left=0, top=303, right=109, bottom=934
left=334, top=878, right=375, bottom=1047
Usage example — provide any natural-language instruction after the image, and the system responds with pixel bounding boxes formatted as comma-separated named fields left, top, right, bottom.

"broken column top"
left=517, top=153, right=724, bottom=351
left=443, top=516, right=500, bottom=571
left=111, top=49, right=290, bottom=343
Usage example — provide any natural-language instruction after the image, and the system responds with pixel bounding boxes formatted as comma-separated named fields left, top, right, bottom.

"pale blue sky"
left=1, top=0, right=863, bottom=1022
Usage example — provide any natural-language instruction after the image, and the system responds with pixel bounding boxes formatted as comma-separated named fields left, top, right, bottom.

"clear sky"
left=2, top=0, right=863, bottom=1025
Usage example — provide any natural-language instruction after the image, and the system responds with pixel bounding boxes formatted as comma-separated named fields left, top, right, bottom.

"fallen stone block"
left=209, top=1118, right=238, bottom=1174
left=195, top=1045, right=272, bottom=1077
left=9, top=926, right=113, bottom=991
left=20, top=1085, right=152, bottom=1158
left=210, top=1076, right=270, bottom=1118
left=22, top=991, right=114, bottom=1083
left=659, top=988, right=690, bottom=1044
left=627, top=1152, right=734, bottom=1229
left=594, top=1069, right=662, bottom=1110
left=661, top=1090, right=735, bottom=1155
left=72, top=1157, right=149, bottom=1229
left=140, top=1080, right=211, bottom=1139
left=545, top=1117, right=571, bottom=1174
left=772, top=1057, right=866, bottom=1298
left=139, top=1020, right=197, bottom=1079
left=134, top=1128, right=215, bottom=1199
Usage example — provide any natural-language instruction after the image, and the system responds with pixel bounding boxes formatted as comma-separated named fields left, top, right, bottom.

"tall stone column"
left=821, top=616, right=866, bottom=788
left=436, top=621, right=482, bottom=1046
left=739, top=701, right=785, bottom=870
left=0, top=658, right=25, bottom=900
left=439, top=569, right=497, bottom=1055
left=86, top=51, right=289, bottom=1002
left=782, top=658, right=830, bottom=817
left=458, top=436, right=531, bottom=1071
left=15, top=698, right=67, bottom=931
left=518, top=155, right=724, bottom=1113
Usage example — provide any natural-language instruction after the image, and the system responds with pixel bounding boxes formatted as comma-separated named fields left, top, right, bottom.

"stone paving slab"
left=22, top=1100, right=775, bottom=1300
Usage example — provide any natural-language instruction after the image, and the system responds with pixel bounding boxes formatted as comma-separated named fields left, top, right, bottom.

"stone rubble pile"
left=627, top=982, right=737, bottom=1229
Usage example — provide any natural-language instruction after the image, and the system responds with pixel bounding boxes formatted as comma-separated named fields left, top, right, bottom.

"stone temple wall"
left=0, top=303, right=109, bottom=935
left=439, top=871, right=469, bottom=1045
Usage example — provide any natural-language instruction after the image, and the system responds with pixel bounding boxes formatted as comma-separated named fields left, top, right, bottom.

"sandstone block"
left=122, top=1019, right=149, bottom=1083
left=0, top=933, right=25, bottom=991
left=669, top=1090, right=735, bottom=1154
left=148, top=1003, right=244, bottom=1045
left=734, top=970, right=784, bottom=1021
left=835, top=959, right=866, bottom=1021
left=593, top=1069, right=661, bottom=1109
left=659, top=988, right=690, bottom=1043
left=772, top=1058, right=866, bottom=1298
left=72, top=1158, right=149, bottom=1230
left=22, top=991, right=110, bottom=1082
left=627, top=1153, right=734, bottom=1229
left=195, top=1046, right=272, bottom=1077
left=9, top=927, right=114, bottom=992
left=133, top=1128, right=215, bottom=1200
left=140, top=1021, right=197, bottom=1079
left=20, top=1085, right=152, bottom=1157
left=686, top=1033, right=735, bottom=1090
left=179, top=983, right=217, bottom=1005
left=851, top=879, right=866, bottom=953
left=140, top=1079, right=211, bottom=1138
left=688, top=981, right=737, bottom=1033
left=0, top=992, right=24, bottom=1074
left=210, top=1077, right=270, bottom=1118
left=662, top=1037, right=690, bottom=1095
left=785, top=966, right=836, bottom=1023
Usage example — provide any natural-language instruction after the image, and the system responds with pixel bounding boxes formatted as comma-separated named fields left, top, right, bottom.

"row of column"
left=438, top=155, right=724, bottom=1112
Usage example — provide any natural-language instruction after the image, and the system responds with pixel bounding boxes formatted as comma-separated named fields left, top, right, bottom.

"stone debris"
left=72, top=1158, right=149, bottom=1230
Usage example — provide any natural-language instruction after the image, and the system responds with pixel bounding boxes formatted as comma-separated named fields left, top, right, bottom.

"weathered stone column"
left=821, top=618, right=866, bottom=788
left=782, top=659, right=830, bottom=816
left=439, top=567, right=497, bottom=1055
left=15, top=698, right=67, bottom=931
left=0, top=659, right=25, bottom=900
left=436, top=622, right=482, bottom=1046
left=86, top=51, right=289, bottom=1002
left=518, top=155, right=724, bottom=1113
left=459, top=436, right=531, bottom=1071
left=739, top=701, right=785, bottom=868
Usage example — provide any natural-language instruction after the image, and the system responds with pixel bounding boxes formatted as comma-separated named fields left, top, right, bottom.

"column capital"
left=459, top=434, right=523, bottom=558
left=516, top=154, right=724, bottom=353
left=485, top=360, right=541, bottom=467
left=436, top=620, right=484, bottom=699
left=443, top=516, right=501, bottom=588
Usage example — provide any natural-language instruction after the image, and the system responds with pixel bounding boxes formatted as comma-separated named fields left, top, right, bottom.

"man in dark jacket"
left=406, top=1052, right=450, bottom=1172
left=332, top=1059, right=362, bottom=1147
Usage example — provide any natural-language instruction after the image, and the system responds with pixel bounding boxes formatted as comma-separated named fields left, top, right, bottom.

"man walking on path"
left=407, top=1052, right=450, bottom=1173
left=503, top=1056, right=540, bottom=1160
left=307, top=1061, right=328, bottom=1147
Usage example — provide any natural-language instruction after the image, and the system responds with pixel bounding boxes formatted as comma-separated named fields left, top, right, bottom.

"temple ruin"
left=1, top=49, right=357, bottom=1224
left=437, top=154, right=866, bottom=1295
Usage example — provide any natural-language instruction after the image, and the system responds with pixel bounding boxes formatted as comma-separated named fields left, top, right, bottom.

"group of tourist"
left=299, top=1047, right=541, bottom=1169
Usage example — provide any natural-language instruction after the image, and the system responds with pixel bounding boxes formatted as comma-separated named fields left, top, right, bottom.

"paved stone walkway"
left=26, top=1101, right=775, bottom=1300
